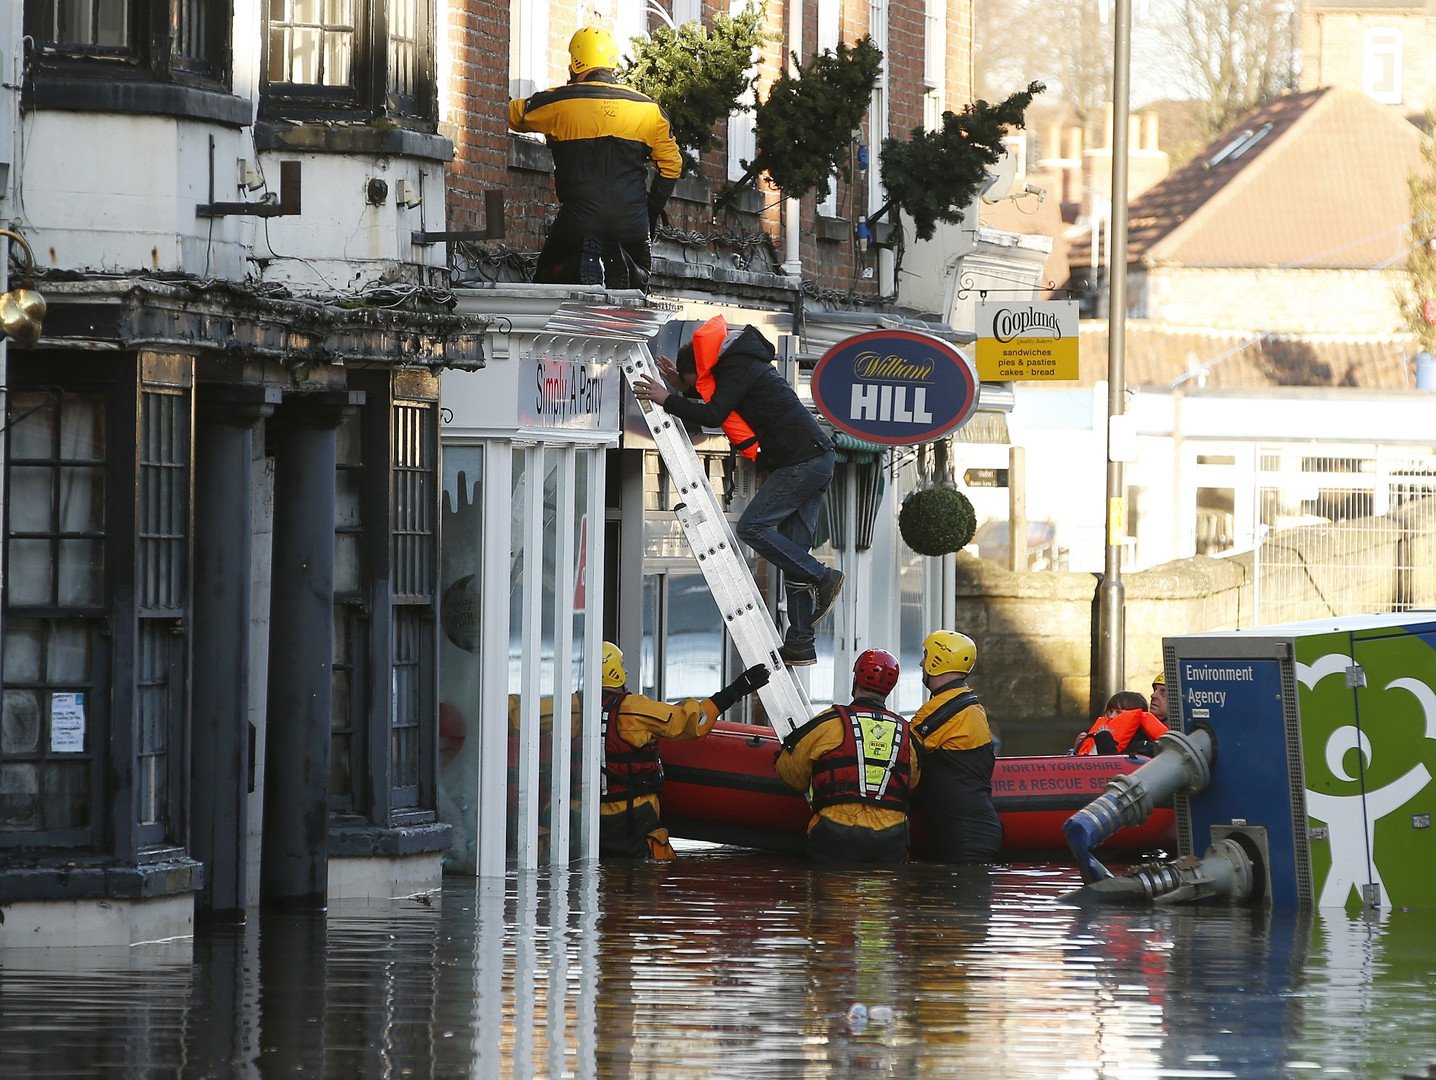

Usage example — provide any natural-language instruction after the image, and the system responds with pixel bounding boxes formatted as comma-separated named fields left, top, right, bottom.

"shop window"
left=3, top=391, right=107, bottom=847
left=263, top=0, right=437, bottom=123
left=331, top=409, right=367, bottom=814
left=726, top=0, right=759, bottom=181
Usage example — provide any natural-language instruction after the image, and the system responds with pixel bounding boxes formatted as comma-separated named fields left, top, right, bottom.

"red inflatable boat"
left=658, top=719, right=1177, bottom=858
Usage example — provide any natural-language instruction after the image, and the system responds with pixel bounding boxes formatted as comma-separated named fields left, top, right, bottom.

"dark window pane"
left=3, top=621, right=43, bottom=683
left=2, top=691, right=42, bottom=755
left=8, top=393, right=57, bottom=459
left=8, top=539, right=54, bottom=606
left=59, top=395, right=105, bottom=461
left=45, top=761, right=91, bottom=830
left=0, top=763, right=40, bottom=830
left=58, top=466, right=105, bottom=534
left=57, top=539, right=104, bottom=607
left=10, top=466, right=55, bottom=532
left=47, top=622, right=92, bottom=683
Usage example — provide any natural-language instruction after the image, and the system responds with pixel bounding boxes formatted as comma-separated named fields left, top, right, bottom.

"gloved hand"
left=710, top=664, right=772, bottom=712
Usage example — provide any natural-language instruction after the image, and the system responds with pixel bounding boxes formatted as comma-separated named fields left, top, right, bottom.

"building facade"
left=3, top=0, right=1057, bottom=934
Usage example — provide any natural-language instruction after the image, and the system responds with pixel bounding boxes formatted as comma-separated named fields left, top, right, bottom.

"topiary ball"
left=899, top=486, right=977, bottom=556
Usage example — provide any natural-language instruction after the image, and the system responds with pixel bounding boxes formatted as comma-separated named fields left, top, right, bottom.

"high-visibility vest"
left=691, top=315, right=761, bottom=461
left=808, top=704, right=914, bottom=812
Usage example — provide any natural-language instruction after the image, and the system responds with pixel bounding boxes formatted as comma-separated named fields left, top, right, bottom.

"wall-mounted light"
left=396, top=180, right=422, bottom=210
left=0, top=229, right=47, bottom=347
left=237, top=160, right=264, bottom=192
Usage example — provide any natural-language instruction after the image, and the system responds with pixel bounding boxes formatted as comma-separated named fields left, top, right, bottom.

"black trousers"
left=599, top=799, right=663, bottom=859
left=806, top=816, right=910, bottom=867
left=534, top=222, right=651, bottom=289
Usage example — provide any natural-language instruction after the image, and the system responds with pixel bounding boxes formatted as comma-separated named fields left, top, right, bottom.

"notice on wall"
left=975, top=300, right=1080, bottom=381
left=50, top=692, right=86, bottom=753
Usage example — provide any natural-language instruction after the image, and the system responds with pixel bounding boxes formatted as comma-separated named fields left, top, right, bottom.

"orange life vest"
left=691, top=315, right=761, bottom=461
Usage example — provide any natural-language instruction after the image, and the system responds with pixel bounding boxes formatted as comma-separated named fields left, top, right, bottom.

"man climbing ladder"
left=632, top=316, right=844, bottom=668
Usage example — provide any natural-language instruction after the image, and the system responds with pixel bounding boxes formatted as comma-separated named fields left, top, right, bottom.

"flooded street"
left=3, top=849, right=1436, bottom=1079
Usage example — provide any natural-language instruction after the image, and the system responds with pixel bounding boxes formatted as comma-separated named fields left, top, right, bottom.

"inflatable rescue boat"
left=658, top=719, right=1177, bottom=858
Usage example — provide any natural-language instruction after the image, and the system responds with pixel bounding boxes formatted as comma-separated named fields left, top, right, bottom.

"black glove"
left=710, top=664, right=771, bottom=713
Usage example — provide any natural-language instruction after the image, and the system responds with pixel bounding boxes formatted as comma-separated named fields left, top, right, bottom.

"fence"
left=1252, top=444, right=1436, bottom=625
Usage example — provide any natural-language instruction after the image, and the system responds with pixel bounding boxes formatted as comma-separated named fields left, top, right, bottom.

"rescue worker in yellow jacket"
left=909, top=631, right=1003, bottom=863
left=601, top=642, right=769, bottom=860
left=507, top=26, right=683, bottom=288
left=775, top=649, right=919, bottom=865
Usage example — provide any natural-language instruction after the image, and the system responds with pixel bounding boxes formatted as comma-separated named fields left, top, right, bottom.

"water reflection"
left=1, top=853, right=1435, bottom=1079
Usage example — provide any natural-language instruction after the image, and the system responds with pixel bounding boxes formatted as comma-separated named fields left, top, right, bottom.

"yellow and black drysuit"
left=775, top=694, right=919, bottom=866
left=508, top=77, right=682, bottom=286
left=909, top=681, right=1003, bottom=862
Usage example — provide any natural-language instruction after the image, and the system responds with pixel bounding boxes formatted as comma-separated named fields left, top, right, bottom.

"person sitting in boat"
left=600, top=641, right=769, bottom=860
left=774, top=649, right=919, bottom=866
left=1149, top=671, right=1168, bottom=724
left=1072, top=691, right=1169, bottom=757
left=908, top=630, right=1004, bottom=863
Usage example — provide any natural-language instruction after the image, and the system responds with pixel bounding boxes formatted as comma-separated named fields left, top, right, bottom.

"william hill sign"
left=811, top=330, right=979, bottom=446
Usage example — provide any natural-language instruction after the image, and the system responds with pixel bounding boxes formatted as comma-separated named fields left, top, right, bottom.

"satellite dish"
left=981, top=149, right=1019, bottom=201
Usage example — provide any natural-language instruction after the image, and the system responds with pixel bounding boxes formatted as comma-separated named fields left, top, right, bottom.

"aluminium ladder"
left=538, top=303, right=814, bottom=740
left=618, top=342, right=815, bottom=740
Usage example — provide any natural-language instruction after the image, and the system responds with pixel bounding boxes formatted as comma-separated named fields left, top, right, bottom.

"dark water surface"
left=3, top=850, right=1436, bottom=1079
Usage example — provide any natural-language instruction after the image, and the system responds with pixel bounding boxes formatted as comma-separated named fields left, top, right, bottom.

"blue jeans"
left=736, top=450, right=835, bottom=649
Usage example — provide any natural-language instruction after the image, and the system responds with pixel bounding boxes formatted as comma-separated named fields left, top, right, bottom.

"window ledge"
left=508, top=132, right=554, bottom=173
left=816, top=215, right=850, bottom=242
left=329, top=820, right=453, bottom=857
left=25, top=76, right=250, bottom=126
left=672, top=175, right=710, bottom=205
left=0, top=856, right=203, bottom=903
left=255, top=120, right=453, bottom=163
left=721, top=186, right=766, bottom=215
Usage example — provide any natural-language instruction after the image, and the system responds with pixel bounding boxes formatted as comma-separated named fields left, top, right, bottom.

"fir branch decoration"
left=719, top=36, right=884, bottom=208
left=899, top=486, right=977, bottom=557
left=623, top=9, right=771, bottom=175
left=878, top=81, right=1046, bottom=241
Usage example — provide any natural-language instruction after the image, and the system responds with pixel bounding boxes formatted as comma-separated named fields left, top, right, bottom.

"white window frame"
left=923, top=0, right=946, bottom=130
left=815, top=0, right=841, bottom=216
left=727, top=0, right=759, bottom=182
left=587, top=0, right=649, bottom=64
left=868, top=0, right=888, bottom=213
left=509, top=0, right=550, bottom=99
left=1362, top=27, right=1403, bottom=105
left=672, top=0, right=702, bottom=24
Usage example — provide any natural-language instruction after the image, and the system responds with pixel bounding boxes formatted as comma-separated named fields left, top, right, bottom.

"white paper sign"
left=50, top=692, right=86, bottom=753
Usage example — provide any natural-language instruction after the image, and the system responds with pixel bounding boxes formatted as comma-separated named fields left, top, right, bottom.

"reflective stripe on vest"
left=691, top=315, right=761, bottom=461
left=809, top=704, right=913, bottom=812
left=602, top=687, right=663, bottom=800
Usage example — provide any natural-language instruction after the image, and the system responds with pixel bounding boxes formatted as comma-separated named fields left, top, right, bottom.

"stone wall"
left=965, top=504, right=1436, bottom=754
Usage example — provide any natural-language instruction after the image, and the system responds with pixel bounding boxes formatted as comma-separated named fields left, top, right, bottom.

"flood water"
left=3, top=849, right=1436, bottom=1079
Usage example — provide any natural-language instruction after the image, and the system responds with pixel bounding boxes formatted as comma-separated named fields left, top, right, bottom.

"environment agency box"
left=1163, top=612, right=1436, bottom=912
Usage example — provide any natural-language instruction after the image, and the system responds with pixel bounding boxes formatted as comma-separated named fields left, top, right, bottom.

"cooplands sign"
left=811, top=330, right=979, bottom=446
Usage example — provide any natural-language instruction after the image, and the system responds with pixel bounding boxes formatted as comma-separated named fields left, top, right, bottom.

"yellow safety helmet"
left=569, top=26, right=619, bottom=76
left=602, top=641, right=627, bottom=689
left=921, top=630, right=976, bottom=677
left=1152, top=671, right=1165, bottom=687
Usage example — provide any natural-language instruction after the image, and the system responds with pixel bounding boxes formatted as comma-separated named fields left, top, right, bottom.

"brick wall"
left=1300, top=10, right=1436, bottom=117
left=442, top=0, right=977, bottom=291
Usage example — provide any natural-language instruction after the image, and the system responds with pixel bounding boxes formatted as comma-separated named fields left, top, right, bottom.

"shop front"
left=440, top=297, right=624, bottom=874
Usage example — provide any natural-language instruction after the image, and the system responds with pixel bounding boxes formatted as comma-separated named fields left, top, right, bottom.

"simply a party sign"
left=811, top=330, right=979, bottom=446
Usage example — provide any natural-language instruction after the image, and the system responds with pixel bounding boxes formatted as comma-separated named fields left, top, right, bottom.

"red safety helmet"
left=853, top=649, right=900, bottom=695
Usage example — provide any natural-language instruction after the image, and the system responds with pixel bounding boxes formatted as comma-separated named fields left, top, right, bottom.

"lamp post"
left=1097, top=0, right=1133, bottom=704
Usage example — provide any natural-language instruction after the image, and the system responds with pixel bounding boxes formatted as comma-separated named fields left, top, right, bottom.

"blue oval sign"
left=811, top=330, right=979, bottom=445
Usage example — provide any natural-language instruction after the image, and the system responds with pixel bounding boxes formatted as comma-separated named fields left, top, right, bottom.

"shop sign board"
left=811, top=330, right=979, bottom=446
left=975, top=300, right=1079, bottom=381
